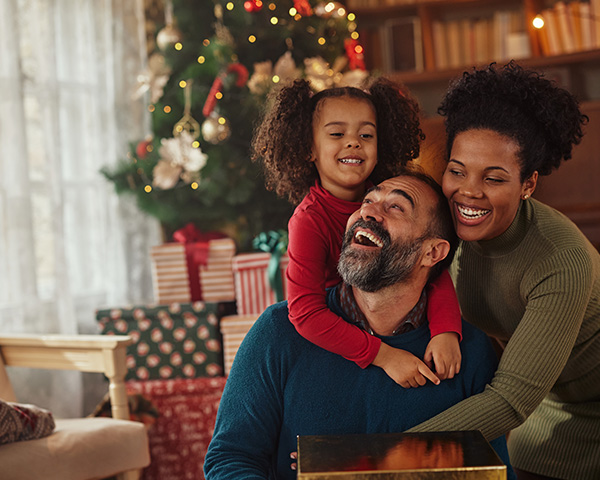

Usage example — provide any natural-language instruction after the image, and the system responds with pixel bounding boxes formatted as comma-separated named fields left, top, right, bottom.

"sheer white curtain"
left=0, top=0, right=161, bottom=416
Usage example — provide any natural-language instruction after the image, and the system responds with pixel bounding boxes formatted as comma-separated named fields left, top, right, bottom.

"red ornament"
left=294, top=0, right=313, bottom=16
left=227, top=62, right=249, bottom=87
left=244, top=0, right=263, bottom=12
left=202, top=76, right=224, bottom=117
left=344, top=38, right=366, bottom=71
left=136, top=138, right=153, bottom=159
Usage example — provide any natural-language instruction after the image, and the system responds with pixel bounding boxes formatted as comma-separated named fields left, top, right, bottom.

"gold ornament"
left=156, top=24, right=182, bottom=51
left=173, top=80, right=200, bottom=139
left=201, top=111, right=231, bottom=144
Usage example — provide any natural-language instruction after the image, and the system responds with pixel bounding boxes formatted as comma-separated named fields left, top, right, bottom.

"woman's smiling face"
left=442, top=129, right=537, bottom=242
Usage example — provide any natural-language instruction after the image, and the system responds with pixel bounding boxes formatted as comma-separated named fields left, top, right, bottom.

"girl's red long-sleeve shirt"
left=286, top=182, right=462, bottom=368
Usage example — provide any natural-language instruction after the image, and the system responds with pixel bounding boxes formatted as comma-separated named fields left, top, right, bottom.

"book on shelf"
left=432, top=20, right=449, bottom=70
left=555, top=1, right=577, bottom=53
left=383, top=16, right=424, bottom=72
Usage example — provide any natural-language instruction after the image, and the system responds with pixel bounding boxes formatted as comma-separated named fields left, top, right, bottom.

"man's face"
left=338, top=176, right=436, bottom=292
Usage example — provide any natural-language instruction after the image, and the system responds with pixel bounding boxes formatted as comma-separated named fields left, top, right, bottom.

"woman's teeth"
left=457, top=205, right=490, bottom=219
left=339, top=158, right=362, bottom=164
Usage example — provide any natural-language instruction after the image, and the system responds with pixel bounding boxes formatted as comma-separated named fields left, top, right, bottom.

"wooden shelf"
left=388, top=49, right=600, bottom=86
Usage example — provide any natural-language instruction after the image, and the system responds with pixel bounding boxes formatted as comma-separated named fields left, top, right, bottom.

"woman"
left=408, top=62, right=600, bottom=480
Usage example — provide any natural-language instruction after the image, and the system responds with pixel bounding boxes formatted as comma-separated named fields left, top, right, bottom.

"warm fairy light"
left=147, top=144, right=154, bottom=152
left=215, top=92, right=223, bottom=100
left=248, top=35, right=256, bottom=43
left=192, top=141, right=200, bottom=148
left=175, top=42, right=183, bottom=50
left=325, top=2, right=335, bottom=13
left=163, top=105, right=172, bottom=113
left=354, top=44, right=363, bottom=54
left=174, top=124, right=183, bottom=133
left=179, top=80, right=187, bottom=88
left=271, top=16, right=279, bottom=25
left=294, top=13, right=301, bottom=21
left=148, top=105, right=155, bottom=112
left=348, top=13, right=355, bottom=21
left=272, top=75, right=280, bottom=83
left=351, top=31, right=359, bottom=40
left=218, top=117, right=227, bottom=125
left=191, top=182, right=199, bottom=190
left=203, top=39, right=210, bottom=46
left=533, top=15, right=544, bottom=29
left=337, top=7, right=346, bottom=16
left=289, top=7, right=297, bottom=16
left=226, top=2, right=234, bottom=10
left=269, top=3, right=276, bottom=10
left=318, top=36, right=326, bottom=45
left=144, top=185, right=152, bottom=193
left=197, top=56, right=205, bottom=64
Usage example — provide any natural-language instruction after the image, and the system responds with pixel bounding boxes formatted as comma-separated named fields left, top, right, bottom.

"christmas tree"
left=102, top=0, right=366, bottom=250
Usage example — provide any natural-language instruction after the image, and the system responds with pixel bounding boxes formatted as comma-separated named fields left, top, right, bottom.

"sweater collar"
left=311, top=180, right=368, bottom=215
left=468, top=199, right=533, bottom=257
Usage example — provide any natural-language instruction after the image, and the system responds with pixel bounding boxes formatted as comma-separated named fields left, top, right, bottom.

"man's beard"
left=338, top=219, right=425, bottom=293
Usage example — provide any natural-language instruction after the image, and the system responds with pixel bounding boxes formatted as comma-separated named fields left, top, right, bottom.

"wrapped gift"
left=232, top=252, right=289, bottom=315
left=96, top=301, right=235, bottom=380
left=127, top=377, right=227, bottom=480
left=297, top=431, right=507, bottom=479
left=220, top=314, right=260, bottom=375
left=151, top=236, right=236, bottom=304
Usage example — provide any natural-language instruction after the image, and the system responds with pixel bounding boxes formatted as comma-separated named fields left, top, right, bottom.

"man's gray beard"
left=338, top=223, right=424, bottom=293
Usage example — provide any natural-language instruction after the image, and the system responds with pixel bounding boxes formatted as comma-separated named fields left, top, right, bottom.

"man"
left=204, top=172, right=513, bottom=479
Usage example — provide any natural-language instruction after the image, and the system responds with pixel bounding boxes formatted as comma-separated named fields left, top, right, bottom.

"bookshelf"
left=349, top=0, right=600, bottom=113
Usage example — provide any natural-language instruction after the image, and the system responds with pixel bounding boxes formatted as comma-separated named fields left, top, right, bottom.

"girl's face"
left=311, top=96, right=378, bottom=202
left=442, top=129, right=537, bottom=242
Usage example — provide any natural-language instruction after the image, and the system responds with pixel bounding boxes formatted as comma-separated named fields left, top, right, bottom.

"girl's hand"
left=424, top=332, right=461, bottom=380
left=373, top=343, right=440, bottom=388
left=290, top=451, right=297, bottom=470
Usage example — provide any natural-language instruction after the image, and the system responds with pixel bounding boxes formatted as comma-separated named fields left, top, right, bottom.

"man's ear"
left=421, top=238, right=450, bottom=267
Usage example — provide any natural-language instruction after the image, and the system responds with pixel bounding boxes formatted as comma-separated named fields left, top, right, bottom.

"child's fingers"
left=418, top=363, right=440, bottom=385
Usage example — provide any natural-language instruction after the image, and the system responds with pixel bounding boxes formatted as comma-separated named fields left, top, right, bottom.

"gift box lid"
left=297, top=431, right=506, bottom=479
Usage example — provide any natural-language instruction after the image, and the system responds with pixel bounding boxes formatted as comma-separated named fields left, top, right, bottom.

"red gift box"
left=231, top=252, right=289, bottom=315
left=127, top=377, right=227, bottom=480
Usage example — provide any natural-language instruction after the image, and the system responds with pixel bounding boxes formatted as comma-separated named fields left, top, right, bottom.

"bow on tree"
left=252, top=230, right=288, bottom=302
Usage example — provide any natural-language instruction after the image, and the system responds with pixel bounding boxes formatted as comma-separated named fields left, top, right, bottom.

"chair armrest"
left=0, top=334, right=133, bottom=421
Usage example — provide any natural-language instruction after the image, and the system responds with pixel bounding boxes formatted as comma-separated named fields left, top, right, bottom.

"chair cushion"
left=0, top=417, right=150, bottom=480
left=0, top=400, right=55, bottom=445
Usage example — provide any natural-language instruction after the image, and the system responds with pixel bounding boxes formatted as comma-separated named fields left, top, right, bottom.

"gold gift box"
left=297, top=431, right=506, bottom=480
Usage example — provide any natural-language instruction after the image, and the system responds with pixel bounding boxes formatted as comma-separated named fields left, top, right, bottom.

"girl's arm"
left=424, top=270, right=462, bottom=379
left=287, top=211, right=381, bottom=368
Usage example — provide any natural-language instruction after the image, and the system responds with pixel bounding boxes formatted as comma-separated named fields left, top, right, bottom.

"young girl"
left=251, top=77, right=462, bottom=386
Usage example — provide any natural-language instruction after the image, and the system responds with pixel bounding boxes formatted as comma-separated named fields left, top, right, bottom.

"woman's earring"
left=522, top=194, right=530, bottom=200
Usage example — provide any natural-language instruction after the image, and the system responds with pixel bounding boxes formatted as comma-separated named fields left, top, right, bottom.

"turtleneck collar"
left=468, top=199, right=534, bottom=257
left=311, top=180, right=369, bottom=215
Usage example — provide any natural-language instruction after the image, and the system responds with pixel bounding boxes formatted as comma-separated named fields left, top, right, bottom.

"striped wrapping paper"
left=231, top=252, right=289, bottom=316
left=151, top=238, right=236, bottom=304
left=220, top=314, right=260, bottom=374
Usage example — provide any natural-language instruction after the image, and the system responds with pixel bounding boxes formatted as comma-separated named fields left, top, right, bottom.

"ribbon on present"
left=173, top=223, right=225, bottom=301
left=252, top=230, right=288, bottom=302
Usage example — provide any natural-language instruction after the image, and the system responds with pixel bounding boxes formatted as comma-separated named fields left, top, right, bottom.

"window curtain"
left=0, top=0, right=161, bottom=417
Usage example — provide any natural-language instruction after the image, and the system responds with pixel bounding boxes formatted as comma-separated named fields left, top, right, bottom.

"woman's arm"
left=408, top=248, right=593, bottom=440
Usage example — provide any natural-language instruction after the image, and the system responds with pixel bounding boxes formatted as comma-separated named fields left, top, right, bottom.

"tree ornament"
left=344, top=38, right=366, bottom=71
left=132, top=53, right=171, bottom=103
left=201, top=111, right=231, bottom=145
left=135, top=137, right=153, bottom=159
left=156, top=0, right=182, bottom=51
left=202, top=63, right=249, bottom=117
left=153, top=131, right=208, bottom=189
left=314, top=2, right=346, bottom=18
left=244, top=0, right=263, bottom=13
left=173, top=80, right=201, bottom=139
left=293, top=0, right=313, bottom=16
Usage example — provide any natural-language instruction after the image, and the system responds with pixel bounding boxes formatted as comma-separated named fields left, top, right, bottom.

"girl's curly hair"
left=251, top=77, right=424, bottom=204
left=439, top=61, right=588, bottom=181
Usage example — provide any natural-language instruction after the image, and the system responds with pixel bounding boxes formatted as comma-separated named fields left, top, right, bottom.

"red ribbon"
left=173, top=223, right=225, bottom=301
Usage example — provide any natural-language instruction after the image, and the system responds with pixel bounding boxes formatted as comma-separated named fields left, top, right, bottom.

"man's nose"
left=360, top=203, right=383, bottom=223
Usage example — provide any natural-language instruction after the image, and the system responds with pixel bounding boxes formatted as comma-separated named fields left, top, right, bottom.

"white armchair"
left=0, top=334, right=150, bottom=480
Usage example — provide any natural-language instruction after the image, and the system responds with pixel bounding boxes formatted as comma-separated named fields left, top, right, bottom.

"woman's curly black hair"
left=439, top=61, right=588, bottom=181
left=251, top=77, right=424, bottom=205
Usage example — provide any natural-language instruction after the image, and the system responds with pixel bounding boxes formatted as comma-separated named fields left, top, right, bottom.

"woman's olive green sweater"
left=408, top=198, right=600, bottom=479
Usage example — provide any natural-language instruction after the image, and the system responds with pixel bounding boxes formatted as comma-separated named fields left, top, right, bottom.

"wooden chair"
left=0, top=334, right=150, bottom=480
